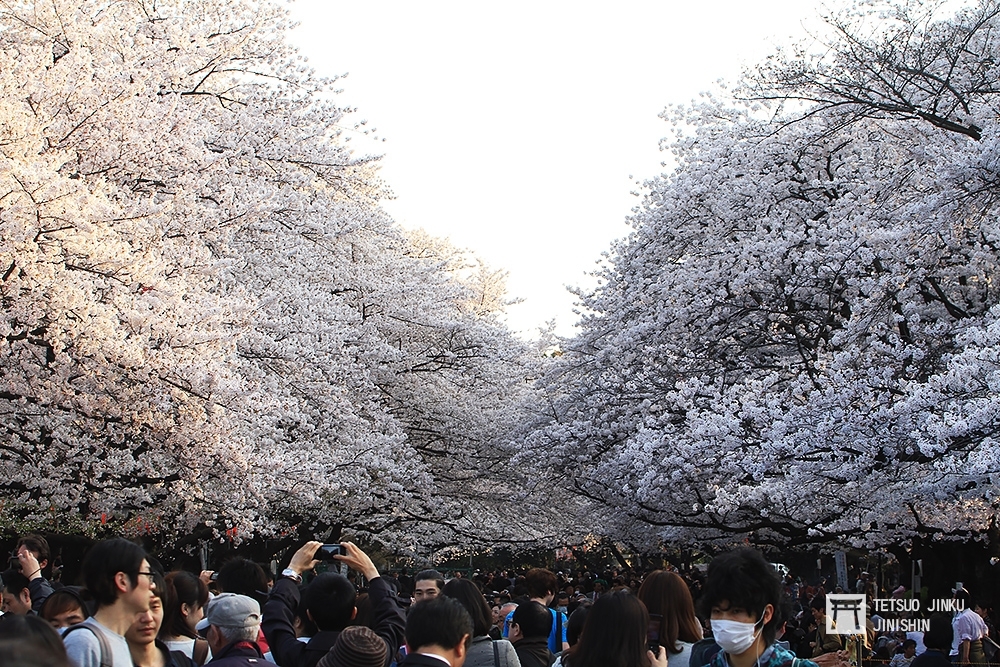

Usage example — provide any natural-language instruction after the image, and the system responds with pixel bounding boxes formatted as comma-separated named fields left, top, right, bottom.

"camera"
left=316, top=544, right=344, bottom=560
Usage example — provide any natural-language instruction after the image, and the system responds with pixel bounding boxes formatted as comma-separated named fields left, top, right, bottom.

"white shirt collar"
left=416, top=652, right=452, bottom=667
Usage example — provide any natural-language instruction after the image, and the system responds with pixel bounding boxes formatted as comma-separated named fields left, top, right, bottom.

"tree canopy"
left=0, top=0, right=541, bottom=554
left=522, top=0, right=1000, bottom=551
left=7, top=0, right=1000, bottom=558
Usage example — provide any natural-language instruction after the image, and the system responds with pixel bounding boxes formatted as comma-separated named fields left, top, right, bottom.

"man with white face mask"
left=697, top=548, right=821, bottom=667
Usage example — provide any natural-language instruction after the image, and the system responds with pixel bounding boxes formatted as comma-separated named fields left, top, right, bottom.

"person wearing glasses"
left=63, top=538, right=158, bottom=667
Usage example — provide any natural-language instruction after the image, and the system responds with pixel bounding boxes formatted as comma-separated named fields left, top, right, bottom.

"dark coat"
left=28, top=575, right=55, bottom=613
left=207, top=640, right=277, bottom=667
left=263, top=575, right=404, bottom=667
left=514, top=637, right=555, bottom=667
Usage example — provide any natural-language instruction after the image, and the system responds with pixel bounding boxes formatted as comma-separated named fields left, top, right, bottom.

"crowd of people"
left=0, top=533, right=995, bottom=667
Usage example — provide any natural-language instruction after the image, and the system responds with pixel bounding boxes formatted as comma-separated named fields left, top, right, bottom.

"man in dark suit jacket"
left=401, top=596, right=473, bottom=667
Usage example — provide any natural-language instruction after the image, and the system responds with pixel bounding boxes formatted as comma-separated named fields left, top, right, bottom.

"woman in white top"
left=159, top=570, right=212, bottom=665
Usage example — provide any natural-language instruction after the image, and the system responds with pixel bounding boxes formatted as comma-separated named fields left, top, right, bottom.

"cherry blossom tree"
left=0, top=0, right=536, bottom=554
left=523, top=0, right=1000, bottom=551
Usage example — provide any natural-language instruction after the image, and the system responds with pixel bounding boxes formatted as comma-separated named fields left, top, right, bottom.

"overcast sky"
left=286, top=0, right=837, bottom=337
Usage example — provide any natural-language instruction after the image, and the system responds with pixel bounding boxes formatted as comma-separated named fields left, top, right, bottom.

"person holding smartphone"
left=262, top=540, right=404, bottom=667
left=638, top=571, right=703, bottom=667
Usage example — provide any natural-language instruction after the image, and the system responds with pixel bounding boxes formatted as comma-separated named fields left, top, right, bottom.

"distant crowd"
left=0, top=533, right=996, bottom=667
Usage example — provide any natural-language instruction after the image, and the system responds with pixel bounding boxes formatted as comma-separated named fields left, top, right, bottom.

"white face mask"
left=712, top=612, right=765, bottom=655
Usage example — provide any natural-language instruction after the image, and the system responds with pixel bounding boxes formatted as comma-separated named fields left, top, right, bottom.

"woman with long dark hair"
left=637, top=571, right=703, bottom=667
left=563, top=590, right=666, bottom=667
left=441, top=578, right=520, bottom=667
left=159, top=571, right=211, bottom=665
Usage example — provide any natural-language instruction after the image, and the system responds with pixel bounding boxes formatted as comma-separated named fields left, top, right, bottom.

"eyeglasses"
left=136, top=571, right=157, bottom=580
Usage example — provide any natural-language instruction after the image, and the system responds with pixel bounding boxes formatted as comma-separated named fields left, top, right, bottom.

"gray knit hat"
left=318, top=626, right=388, bottom=667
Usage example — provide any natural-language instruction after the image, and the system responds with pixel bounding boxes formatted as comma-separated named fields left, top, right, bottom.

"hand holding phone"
left=648, top=645, right=668, bottom=667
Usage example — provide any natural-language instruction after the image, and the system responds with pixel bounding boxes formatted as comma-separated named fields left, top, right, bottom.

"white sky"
left=286, top=0, right=836, bottom=337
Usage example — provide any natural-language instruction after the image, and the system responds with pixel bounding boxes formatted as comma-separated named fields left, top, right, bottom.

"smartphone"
left=317, top=544, right=344, bottom=560
left=647, top=613, right=662, bottom=655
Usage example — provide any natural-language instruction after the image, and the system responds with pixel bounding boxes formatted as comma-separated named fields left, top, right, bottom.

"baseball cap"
left=195, top=593, right=261, bottom=632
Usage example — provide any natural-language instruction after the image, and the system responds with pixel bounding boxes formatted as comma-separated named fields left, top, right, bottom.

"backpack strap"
left=494, top=639, right=500, bottom=667
left=63, top=624, right=113, bottom=667
left=192, top=638, right=209, bottom=666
